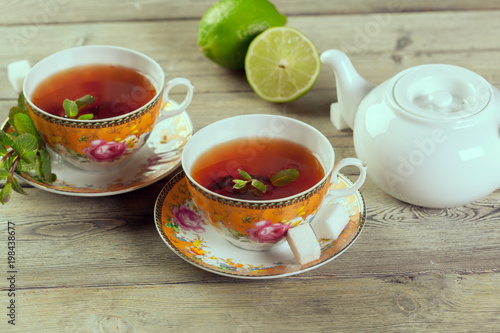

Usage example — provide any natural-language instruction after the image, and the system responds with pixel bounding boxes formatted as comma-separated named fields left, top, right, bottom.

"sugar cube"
left=8, top=60, right=31, bottom=93
left=310, top=202, right=350, bottom=240
left=330, top=102, right=350, bottom=130
left=286, top=224, right=321, bottom=265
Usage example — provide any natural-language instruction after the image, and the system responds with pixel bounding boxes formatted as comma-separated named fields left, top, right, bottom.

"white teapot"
left=321, top=49, right=500, bottom=208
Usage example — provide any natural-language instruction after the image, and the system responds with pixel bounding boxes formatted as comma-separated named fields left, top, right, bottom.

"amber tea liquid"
left=191, top=137, right=325, bottom=201
left=31, top=64, right=156, bottom=120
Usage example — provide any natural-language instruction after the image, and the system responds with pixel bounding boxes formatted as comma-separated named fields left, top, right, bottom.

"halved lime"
left=245, top=26, right=321, bottom=103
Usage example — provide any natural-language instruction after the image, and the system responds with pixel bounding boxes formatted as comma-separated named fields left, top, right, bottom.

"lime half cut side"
left=245, top=27, right=321, bottom=103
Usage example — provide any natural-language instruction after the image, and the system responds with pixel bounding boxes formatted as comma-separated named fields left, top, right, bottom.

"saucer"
left=154, top=171, right=366, bottom=279
left=1, top=101, right=193, bottom=196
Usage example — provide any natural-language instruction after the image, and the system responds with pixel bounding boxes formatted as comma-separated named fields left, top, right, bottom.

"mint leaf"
left=1, top=92, right=60, bottom=204
left=1, top=154, right=14, bottom=171
left=0, top=182, right=12, bottom=204
left=251, top=179, right=267, bottom=193
left=238, top=169, right=252, bottom=180
left=37, top=148, right=54, bottom=183
left=270, top=169, right=300, bottom=187
left=75, top=95, right=96, bottom=110
left=78, top=114, right=94, bottom=120
left=231, top=168, right=299, bottom=195
left=14, top=158, right=36, bottom=173
left=17, top=92, right=27, bottom=109
left=12, top=133, right=38, bottom=163
left=11, top=177, right=26, bottom=195
left=13, top=112, right=44, bottom=147
left=232, top=179, right=248, bottom=189
left=0, top=168, right=10, bottom=180
left=9, top=93, right=30, bottom=133
left=8, top=106, right=27, bottom=131
left=63, top=95, right=96, bottom=119
left=0, top=131, right=15, bottom=148
left=63, top=99, right=78, bottom=118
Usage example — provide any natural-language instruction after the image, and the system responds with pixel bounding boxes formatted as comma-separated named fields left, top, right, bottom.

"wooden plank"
left=2, top=0, right=500, bottom=25
left=1, top=2, right=500, bottom=332
left=6, top=272, right=500, bottom=332
left=1, top=181, right=498, bottom=289
left=2, top=10, right=500, bottom=101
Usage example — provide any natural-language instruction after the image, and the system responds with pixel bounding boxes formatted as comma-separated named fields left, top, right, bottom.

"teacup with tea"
left=182, top=114, right=367, bottom=250
left=23, top=45, right=194, bottom=171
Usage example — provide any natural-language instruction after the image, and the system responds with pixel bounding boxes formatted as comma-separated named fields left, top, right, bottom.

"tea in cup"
left=23, top=45, right=194, bottom=171
left=181, top=114, right=367, bottom=251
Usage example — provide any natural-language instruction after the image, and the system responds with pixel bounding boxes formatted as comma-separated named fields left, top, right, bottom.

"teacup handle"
left=157, top=78, right=194, bottom=120
left=324, top=158, right=367, bottom=202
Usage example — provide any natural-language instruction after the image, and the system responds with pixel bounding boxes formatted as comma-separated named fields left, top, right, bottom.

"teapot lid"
left=393, top=64, right=491, bottom=120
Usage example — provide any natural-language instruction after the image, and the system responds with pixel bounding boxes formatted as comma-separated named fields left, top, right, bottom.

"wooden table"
left=2, top=1, right=500, bottom=332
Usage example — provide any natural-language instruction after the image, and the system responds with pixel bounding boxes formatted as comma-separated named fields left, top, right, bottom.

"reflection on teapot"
left=321, top=49, right=500, bottom=208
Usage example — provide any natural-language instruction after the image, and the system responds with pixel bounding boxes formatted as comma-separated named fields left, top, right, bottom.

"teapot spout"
left=320, top=50, right=375, bottom=129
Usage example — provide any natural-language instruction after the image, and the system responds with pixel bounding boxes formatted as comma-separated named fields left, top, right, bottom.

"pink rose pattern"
left=83, top=139, right=127, bottom=162
left=173, top=205, right=205, bottom=233
left=246, top=220, right=291, bottom=243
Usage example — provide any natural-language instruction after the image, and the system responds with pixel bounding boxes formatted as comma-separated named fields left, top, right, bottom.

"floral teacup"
left=23, top=45, right=193, bottom=171
left=181, top=114, right=367, bottom=251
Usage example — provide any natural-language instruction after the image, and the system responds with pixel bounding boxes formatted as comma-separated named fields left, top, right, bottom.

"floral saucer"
left=2, top=101, right=193, bottom=196
left=154, top=171, right=366, bottom=279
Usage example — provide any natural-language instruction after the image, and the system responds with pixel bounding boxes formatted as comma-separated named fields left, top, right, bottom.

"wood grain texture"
left=2, top=10, right=500, bottom=100
left=3, top=0, right=500, bottom=25
left=9, top=272, right=500, bottom=333
left=1, top=0, right=500, bottom=332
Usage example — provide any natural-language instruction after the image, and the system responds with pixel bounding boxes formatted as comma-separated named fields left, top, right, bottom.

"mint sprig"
left=63, top=95, right=95, bottom=120
left=0, top=93, right=56, bottom=204
left=232, top=168, right=299, bottom=194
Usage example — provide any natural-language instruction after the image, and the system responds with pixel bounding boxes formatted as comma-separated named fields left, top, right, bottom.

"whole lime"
left=198, top=0, right=287, bottom=70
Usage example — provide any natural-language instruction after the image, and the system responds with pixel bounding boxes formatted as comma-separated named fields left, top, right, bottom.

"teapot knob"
left=428, top=90, right=453, bottom=108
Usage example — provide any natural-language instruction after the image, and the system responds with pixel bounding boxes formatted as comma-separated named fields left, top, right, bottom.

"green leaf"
left=0, top=131, right=15, bottom=148
left=11, top=177, right=27, bottom=195
left=77, top=114, right=94, bottom=120
left=75, top=95, right=96, bottom=110
left=1, top=154, right=14, bottom=171
left=0, top=142, right=7, bottom=156
left=16, top=158, right=36, bottom=173
left=0, top=168, right=10, bottom=181
left=232, top=179, right=248, bottom=189
left=0, top=92, right=59, bottom=204
left=12, top=133, right=38, bottom=163
left=63, top=95, right=96, bottom=119
left=17, top=92, right=27, bottom=109
left=37, top=148, right=53, bottom=183
left=0, top=182, right=12, bottom=204
left=238, top=169, right=252, bottom=180
left=8, top=106, right=26, bottom=131
left=270, top=169, right=300, bottom=187
left=63, top=99, right=79, bottom=118
left=13, top=113, right=44, bottom=147
left=251, top=179, right=267, bottom=193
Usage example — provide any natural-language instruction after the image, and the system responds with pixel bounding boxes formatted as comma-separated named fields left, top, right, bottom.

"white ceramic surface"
left=23, top=45, right=194, bottom=171
left=181, top=114, right=367, bottom=250
left=154, top=171, right=367, bottom=279
left=321, top=49, right=500, bottom=208
left=2, top=103, right=193, bottom=196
